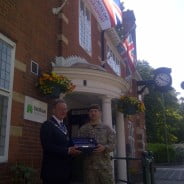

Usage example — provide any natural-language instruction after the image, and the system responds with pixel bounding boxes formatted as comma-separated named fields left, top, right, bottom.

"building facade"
left=0, top=0, right=146, bottom=183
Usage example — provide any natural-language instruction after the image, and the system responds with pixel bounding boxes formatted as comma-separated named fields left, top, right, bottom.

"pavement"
left=71, top=166, right=184, bottom=184
left=155, top=166, right=184, bottom=184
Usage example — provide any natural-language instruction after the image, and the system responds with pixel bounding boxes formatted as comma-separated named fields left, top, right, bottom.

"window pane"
left=106, top=46, right=121, bottom=76
left=7, top=47, right=11, bottom=57
left=1, top=70, right=5, bottom=80
left=1, top=62, right=5, bottom=70
left=0, top=95, right=8, bottom=156
left=5, top=73, right=10, bottom=81
left=6, top=55, right=11, bottom=64
left=5, top=82, right=9, bottom=89
left=86, top=9, right=90, bottom=21
left=6, top=64, right=11, bottom=73
left=0, top=39, right=12, bottom=90
left=79, top=0, right=91, bottom=54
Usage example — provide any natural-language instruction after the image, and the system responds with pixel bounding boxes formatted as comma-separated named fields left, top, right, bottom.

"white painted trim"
left=52, top=0, right=68, bottom=15
left=0, top=33, right=16, bottom=163
left=78, top=0, right=92, bottom=56
left=53, top=67, right=130, bottom=98
left=31, top=60, right=39, bottom=75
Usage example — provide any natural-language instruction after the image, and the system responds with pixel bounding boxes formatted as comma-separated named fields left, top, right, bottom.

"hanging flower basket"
left=36, top=72, right=75, bottom=99
left=123, top=105, right=137, bottom=115
left=118, top=96, right=145, bottom=116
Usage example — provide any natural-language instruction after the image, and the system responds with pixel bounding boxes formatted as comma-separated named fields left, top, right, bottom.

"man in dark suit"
left=40, top=99, right=81, bottom=184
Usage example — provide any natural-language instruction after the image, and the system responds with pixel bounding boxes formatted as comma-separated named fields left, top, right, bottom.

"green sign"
left=27, top=104, right=33, bottom=113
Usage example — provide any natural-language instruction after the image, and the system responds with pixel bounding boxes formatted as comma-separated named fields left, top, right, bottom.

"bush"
left=147, top=143, right=175, bottom=163
left=11, top=163, right=36, bottom=184
left=172, top=144, right=184, bottom=163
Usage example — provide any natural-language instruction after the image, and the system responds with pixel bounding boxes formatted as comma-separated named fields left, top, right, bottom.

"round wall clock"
left=154, top=72, right=172, bottom=88
left=181, top=81, right=184, bottom=89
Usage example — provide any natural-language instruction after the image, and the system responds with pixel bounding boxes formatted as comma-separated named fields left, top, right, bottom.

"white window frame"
left=31, top=60, right=39, bottom=76
left=0, top=33, right=16, bottom=163
left=106, top=45, right=121, bottom=76
left=79, top=0, right=92, bottom=55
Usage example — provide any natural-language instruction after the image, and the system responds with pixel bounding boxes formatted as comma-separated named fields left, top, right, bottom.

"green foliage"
left=173, top=144, right=184, bottom=162
left=147, top=143, right=175, bottom=163
left=137, top=60, right=184, bottom=144
left=175, top=121, right=184, bottom=142
left=11, top=163, right=36, bottom=184
left=136, top=60, right=154, bottom=80
left=148, top=143, right=184, bottom=164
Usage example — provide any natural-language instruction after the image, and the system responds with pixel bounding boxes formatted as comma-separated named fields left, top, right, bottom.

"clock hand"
left=158, top=76, right=169, bottom=83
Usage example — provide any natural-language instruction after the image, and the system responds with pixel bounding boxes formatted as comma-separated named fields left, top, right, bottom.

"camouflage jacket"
left=78, top=122, right=116, bottom=170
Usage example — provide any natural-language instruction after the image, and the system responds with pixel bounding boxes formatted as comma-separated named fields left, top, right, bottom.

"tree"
left=137, top=60, right=184, bottom=144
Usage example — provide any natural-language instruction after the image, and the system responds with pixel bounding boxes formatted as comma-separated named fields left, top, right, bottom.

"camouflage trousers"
left=83, top=168, right=114, bottom=184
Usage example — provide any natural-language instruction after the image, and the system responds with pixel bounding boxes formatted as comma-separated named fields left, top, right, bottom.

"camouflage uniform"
left=78, top=122, right=116, bottom=184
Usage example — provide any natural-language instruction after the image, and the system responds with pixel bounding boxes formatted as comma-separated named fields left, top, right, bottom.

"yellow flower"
left=37, top=72, right=75, bottom=96
left=118, top=95, right=145, bottom=115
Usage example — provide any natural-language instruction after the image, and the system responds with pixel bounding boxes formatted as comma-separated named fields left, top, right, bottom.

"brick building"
left=0, top=0, right=146, bottom=183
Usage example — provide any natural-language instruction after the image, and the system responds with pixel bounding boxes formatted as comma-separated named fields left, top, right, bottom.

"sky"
left=122, top=0, right=184, bottom=98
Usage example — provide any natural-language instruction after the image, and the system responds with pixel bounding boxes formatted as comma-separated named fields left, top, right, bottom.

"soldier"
left=78, top=104, right=116, bottom=184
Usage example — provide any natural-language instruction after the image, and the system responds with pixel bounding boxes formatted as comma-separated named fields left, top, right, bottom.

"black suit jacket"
left=40, top=117, right=72, bottom=183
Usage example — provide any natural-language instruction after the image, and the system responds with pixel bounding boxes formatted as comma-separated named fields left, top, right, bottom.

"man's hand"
left=93, top=144, right=105, bottom=153
left=68, top=146, right=81, bottom=156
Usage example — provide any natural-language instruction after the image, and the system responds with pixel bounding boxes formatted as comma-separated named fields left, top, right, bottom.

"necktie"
left=60, top=123, right=67, bottom=135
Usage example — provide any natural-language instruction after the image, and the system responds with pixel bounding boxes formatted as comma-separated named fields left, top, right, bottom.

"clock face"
left=181, top=81, right=184, bottom=89
left=154, top=73, right=171, bottom=87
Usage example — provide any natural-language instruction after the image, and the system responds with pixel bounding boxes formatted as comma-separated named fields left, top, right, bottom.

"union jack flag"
left=88, top=0, right=123, bottom=30
left=103, top=0, right=123, bottom=27
left=123, top=34, right=136, bottom=72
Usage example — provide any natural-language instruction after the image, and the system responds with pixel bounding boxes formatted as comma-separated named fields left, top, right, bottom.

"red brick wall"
left=0, top=0, right=58, bottom=183
left=61, top=0, right=102, bottom=65
left=0, top=1, right=143, bottom=183
left=61, top=0, right=124, bottom=76
left=0, top=0, right=107, bottom=182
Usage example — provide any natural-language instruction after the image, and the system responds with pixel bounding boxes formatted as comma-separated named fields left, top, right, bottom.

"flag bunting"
left=88, top=0, right=123, bottom=30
